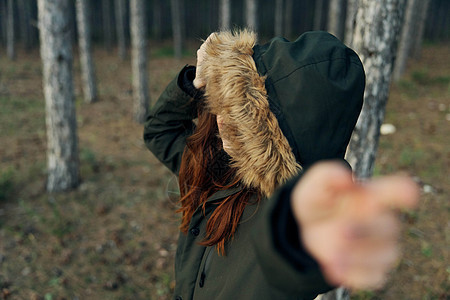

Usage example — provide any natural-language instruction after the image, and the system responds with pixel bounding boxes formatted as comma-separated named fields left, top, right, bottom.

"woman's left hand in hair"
left=290, top=161, right=419, bottom=290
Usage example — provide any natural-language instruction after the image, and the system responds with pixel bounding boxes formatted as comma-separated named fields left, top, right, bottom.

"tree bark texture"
left=219, top=0, right=230, bottom=30
left=76, top=0, right=97, bottom=103
left=344, top=0, right=358, bottom=46
left=102, top=0, right=113, bottom=51
left=7, top=0, right=15, bottom=60
left=38, top=0, right=79, bottom=192
left=170, top=0, right=183, bottom=59
left=115, top=0, right=127, bottom=60
left=328, top=0, right=345, bottom=40
left=245, top=0, right=257, bottom=31
left=346, top=0, right=406, bottom=179
left=411, top=0, right=431, bottom=59
left=314, top=0, right=325, bottom=30
left=393, top=0, right=421, bottom=81
left=274, top=0, right=283, bottom=36
left=130, top=0, right=149, bottom=123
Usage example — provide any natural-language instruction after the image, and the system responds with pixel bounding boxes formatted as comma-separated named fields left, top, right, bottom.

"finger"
left=365, top=175, right=419, bottom=210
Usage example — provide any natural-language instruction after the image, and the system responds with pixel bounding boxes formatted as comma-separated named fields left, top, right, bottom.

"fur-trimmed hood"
left=201, top=30, right=365, bottom=196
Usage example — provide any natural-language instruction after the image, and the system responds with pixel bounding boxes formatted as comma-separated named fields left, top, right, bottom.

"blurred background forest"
left=0, top=0, right=449, bottom=299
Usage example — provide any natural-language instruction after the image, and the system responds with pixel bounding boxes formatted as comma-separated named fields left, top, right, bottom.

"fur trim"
left=202, top=29, right=301, bottom=196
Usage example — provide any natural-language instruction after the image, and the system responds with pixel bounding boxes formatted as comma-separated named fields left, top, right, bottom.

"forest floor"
left=0, top=42, right=448, bottom=300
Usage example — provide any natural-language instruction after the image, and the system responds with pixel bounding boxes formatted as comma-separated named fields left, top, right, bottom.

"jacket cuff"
left=177, top=65, right=205, bottom=99
left=271, top=174, right=319, bottom=270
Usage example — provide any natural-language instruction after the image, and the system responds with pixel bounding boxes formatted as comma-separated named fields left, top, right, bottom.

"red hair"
left=178, top=104, right=260, bottom=255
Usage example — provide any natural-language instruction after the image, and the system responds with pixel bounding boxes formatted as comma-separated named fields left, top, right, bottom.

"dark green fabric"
left=253, top=31, right=365, bottom=168
left=143, top=76, right=197, bottom=175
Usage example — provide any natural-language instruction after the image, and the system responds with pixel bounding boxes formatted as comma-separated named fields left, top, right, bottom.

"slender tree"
left=130, top=0, right=149, bottom=123
left=346, top=0, right=407, bottom=179
left=345, top=0, right=358, bottom=46
left=284, top=0, right=293, bottom=38
left=393, top=0, right=421, bottom=81
left=327, top=0, right=345, bottom=40
left=17, top=0, right=31, bottom=49
left=1, top=0, right=6, bottom=46
left=102, top=0, right=113, bottom=51
left=152, top=0, right=162, bottom=40
left=6, top=0, right=15, bottom=60
left=274, top=0, right=283, bottom=36
left=38, top=0, right=79, bottom=192
left=115, top=0, right=127, bottom=60
left=245, top=0, right=257, bottom=31
left=170, top=0, right=183, bottom=59
left=314, top=0, right=325, bottom=30
left=219, top=0, right=231, bottom=30
left=76, top=0, right=97, bottom=103
left=411, top=0, right=431, bottom=59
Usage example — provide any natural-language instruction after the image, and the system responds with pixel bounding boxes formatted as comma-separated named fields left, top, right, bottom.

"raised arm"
left=143, top=66, right=200, bottom=175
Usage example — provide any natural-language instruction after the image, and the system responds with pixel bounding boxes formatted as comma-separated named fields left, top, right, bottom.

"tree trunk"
left=170, top=0, right=183, bottom=59
left=328, top=0, right=345, bottom=40
left=274, top=0, right=283, bottom=36
left=314, top=0, right=325, bottom=30
left=411, top=0, right=431, bottom=59
left=102, top=0, right=113, bottom=51
left=115, top=0, right=127, bottom=60
left=152, top=0, right=162, bottom=40
left=344, top=0, right=358, bottom=46
left=38, top=0, right=79, bottom=192
left=284, top=0, right=293, bottom=38
left=17, top=0, right=31, bottom=49
left=130, top=0, right=149, bottom=123
left=7, top=0, right=15, bottom=60
left=393, top=0, right=421, bottom=81
left=219, top=0, right=230, bottom=30
left=346, top=0, right=406, bottom=179
left=245, top=0, right=257, bottom=31
left=76, top=0, right=97, bottom=103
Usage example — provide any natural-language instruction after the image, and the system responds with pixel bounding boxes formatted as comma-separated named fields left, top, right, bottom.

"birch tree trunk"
left=274, top=0, right=283, bottom=36
left=38, top=0, right=79, bottom=192
left=102, top=0, right=113, bottom=51
left=76, top=0, right=97, bottom=103
left=115, top=0, right=127, bottom=60
left=130, top=0, right=149, bottom=123
left=393, top=0, right=420, bottom=81
left=411, top=0, right=431, bottom=59
left=245, top=0, right=257, bottom=31
left=346, top=0, right=406, bottom=179
left=314, top=0, right=325, bottom=30
left=170, top=0, right=183, bottom=59
left=328, top=0, right=345, bottom=40
left=344, top=0, right=358, bottom=46
left=7, top=0, right=15, bottom=60
left=219, top=0, right=230, bottom=30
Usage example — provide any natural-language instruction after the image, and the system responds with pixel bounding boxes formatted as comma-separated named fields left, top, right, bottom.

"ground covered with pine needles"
left=0, top=42, right=448, bottom=299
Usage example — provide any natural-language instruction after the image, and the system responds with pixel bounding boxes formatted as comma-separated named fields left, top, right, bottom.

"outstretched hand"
left=291, top=162, right=419, bottom=290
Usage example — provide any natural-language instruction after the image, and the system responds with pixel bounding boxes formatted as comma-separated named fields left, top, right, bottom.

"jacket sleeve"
left=251, top=173, right=335, bottom=297
left=143, top=66, right=200, bottom=175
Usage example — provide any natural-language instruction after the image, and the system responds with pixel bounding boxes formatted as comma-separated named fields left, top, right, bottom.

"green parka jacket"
left=144, top=30, right=365, bottom=300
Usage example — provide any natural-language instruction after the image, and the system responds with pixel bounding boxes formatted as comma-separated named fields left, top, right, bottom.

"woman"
left=144, top=29, right=418, bottom=300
